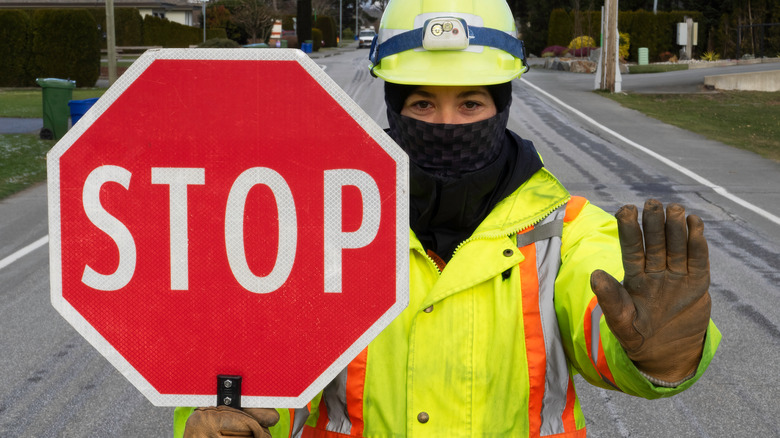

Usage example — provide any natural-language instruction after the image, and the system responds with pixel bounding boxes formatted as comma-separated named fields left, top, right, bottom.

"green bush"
left=31, top=9, right=100, bottom=87
left=547, top=9, right=704, bottom=62
left=142, top=14, right=225, bottom=47
left=87, top=8, right=144, bottom=47
left=282, top=15, right=295, bottom=31
left=343, top=27, right=354, bottom=42
left=0, top=10, right=34, bottom=87
left=198, top=37, right=240, bottom=48
left=547, top=9, right=572, bottom=47
left=315, top=16, right=337, bottom=47
left=312, top=28, right=323, bottom=52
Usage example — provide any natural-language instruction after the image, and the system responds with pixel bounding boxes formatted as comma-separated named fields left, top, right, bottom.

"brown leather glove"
left=590, top=199, right=711, bottom=384
left=183, top=405, right=280, bottom=438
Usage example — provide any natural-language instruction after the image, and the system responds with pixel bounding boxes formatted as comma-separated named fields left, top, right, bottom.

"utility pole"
left=595, top=0, right=621, bottom=92
left=339, top=0, right=342, bottom=44
left=106, top=0, right=117, bottom=85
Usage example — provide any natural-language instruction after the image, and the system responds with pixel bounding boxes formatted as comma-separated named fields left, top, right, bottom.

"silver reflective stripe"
left=516, top=219, right=563, bottom=248
left=518, top=206, right=570, bottom=437
left=320, top=367, right=352, bottom=434
left=291, top=406, right=311, bottom=438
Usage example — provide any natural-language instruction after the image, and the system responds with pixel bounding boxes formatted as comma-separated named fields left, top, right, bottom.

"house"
left=0, top=0, right=202, bottom=27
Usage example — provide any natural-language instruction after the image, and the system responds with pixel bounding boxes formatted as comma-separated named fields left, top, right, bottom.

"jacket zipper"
left=450, top=197, right=570, bottom=257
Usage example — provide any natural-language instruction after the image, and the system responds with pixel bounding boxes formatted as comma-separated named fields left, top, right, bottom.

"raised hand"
left=590, top=199, right=711, bottom=384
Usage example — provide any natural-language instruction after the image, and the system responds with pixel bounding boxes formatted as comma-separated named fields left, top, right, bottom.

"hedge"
left=547, top=9, right=703, bottom=62
left=87, top=7, right=145, bottom=47
left=142, top=14, right=226, bottom=48
left=315, top=16, right=337, bottom=47
left=0, top=10, right=34, bottom=86
left=31, top=9, right=101, bottom=87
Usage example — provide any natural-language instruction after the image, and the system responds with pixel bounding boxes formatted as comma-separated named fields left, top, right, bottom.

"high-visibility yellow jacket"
left=174, top=168, right=720, bottom=437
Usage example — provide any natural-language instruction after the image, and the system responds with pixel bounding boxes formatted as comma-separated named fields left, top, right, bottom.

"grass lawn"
left=601, top=90, right=780, bottom=162
left=627, top=64, right=689, bottom=74
left=0, top=133, right=52, bottom=199
left=0, top=88, right=107, bottom=118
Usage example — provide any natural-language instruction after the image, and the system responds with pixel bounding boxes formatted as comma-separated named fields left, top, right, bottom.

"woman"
left=176, top=1, right=719, bottom=436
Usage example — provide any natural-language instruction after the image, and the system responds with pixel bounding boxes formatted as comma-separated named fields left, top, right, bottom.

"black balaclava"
left=385, top=82, right=543, bottom=261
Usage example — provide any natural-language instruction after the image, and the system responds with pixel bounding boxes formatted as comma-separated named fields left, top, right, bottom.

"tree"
left=232, top=0, right=276, bottom=43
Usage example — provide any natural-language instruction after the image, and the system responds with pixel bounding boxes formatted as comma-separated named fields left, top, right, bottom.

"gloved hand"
left=183, top=405, right=279, bottom=438
left=590, top=199, right=711, bottom=384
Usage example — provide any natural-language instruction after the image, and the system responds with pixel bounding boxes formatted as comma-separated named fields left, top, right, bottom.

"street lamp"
left=190, top=0, right=209, bottom=42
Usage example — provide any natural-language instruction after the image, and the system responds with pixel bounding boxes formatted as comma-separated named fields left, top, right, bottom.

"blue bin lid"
left=68, top=97, right=100, bottom=107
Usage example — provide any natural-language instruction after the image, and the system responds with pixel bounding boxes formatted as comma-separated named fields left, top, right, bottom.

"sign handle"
left=217, top=375, right=242, bottom=409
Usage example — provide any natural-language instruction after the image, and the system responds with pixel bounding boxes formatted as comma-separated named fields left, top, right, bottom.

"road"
left=1, top=47, right=779, bottom=436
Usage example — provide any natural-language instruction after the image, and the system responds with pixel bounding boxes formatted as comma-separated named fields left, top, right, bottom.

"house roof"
left=0, top=0, right=199, bottom=9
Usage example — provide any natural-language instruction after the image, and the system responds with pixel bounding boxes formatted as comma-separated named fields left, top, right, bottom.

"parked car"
left=358, top=29, right=376, bottom=48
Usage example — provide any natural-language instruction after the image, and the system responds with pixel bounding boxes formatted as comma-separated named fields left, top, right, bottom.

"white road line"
left=0, top=235, right=49, bottom=271
left=521, top=78, right=780, bottom=226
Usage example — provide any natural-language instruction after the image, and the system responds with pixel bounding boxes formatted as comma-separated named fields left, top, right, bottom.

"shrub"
left=0, top=10, right=34, bottom=86
left=312, top=28, right=323, bottom=52
left=142, top=14, right=223, bottom=47
left=700, top=51, right=720, bottom=61
left=658, top=51, right=675, bottom=62
left=315, top=16, right=336, bottom=47
left=619, top=32, right=630, bottom=60
left=88, top=8, right=144, bottom=48
left=569, top=47, right=596, bottom=57
left=198, top=37, right=240, bottom=48
left=569, top=35, right=596, bottom=49
left=343, top=27, right=354, bottom=42
left=541, top=45, right=569, bottom=57
left=31, top=9, right=100, bottom=87
left=547, top=9, right=572, bottom=47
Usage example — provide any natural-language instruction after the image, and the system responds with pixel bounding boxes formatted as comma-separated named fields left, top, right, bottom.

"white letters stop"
left=80, top=165, right=381, bottom=294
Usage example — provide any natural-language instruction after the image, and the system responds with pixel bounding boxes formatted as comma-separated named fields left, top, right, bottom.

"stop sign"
left=47, top=49, right=409, bottom=408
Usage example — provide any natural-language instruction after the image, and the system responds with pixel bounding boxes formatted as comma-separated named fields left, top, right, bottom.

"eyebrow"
left=407, top=89, right=491, bottom=99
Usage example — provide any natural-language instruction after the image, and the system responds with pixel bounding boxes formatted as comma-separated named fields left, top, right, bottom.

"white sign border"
left=47, top=48, right=410, bottom=408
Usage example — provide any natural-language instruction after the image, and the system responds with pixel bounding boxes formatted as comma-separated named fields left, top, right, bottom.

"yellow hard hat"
left=369, top=0, right=528, bottom=86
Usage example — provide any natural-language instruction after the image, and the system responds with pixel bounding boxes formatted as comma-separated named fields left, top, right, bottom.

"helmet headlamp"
left=422, top=17, right=469, bottom=51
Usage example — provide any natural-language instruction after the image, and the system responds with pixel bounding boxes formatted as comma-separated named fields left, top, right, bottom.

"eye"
left=463, top=101, right=480, bottom=109
left=410, top=100, right=433, bottom=110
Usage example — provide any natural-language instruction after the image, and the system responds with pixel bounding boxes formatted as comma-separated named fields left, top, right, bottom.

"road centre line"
left=520, top=78, right=780, bottom=227
left=0, top=235, right=49, bottom=271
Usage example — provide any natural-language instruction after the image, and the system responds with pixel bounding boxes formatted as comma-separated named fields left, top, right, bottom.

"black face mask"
left=385, top=105, right=511, bottom=179
left=384, top=82, right=543, bottom=260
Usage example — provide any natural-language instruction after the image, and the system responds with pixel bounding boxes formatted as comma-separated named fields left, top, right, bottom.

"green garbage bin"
left=638, top=47, right=649, bottom=65
left=36, top=78, right=76, bottom=140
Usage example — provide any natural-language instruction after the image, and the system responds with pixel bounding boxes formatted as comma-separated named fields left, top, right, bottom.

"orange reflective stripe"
left=596, top=337, right=617, bottom=387
left=288, top=408, right=296, bottom=437
left=561, top=377, right=578, bottom=433
left=564, top=196, right=587, bottom=223
left=518, top=232, right=545, bottom=436
left=583, top=296, right=618, bottom=388
left=315, top=396, right=329, bottom=431
left=346, top=348, right=368, bottom=436
left=583, top=296, right=599, bottom=368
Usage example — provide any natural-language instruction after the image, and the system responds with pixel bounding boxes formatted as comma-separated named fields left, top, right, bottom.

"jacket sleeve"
left=554, top=200, right=721, bottom=399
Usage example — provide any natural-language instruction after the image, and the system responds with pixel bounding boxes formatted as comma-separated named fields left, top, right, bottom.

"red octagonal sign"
left=47, top=49, right=409, bottom=408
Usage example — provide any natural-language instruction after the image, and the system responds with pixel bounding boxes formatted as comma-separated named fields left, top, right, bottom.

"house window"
left=153, top=11, right=166, bottom=19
